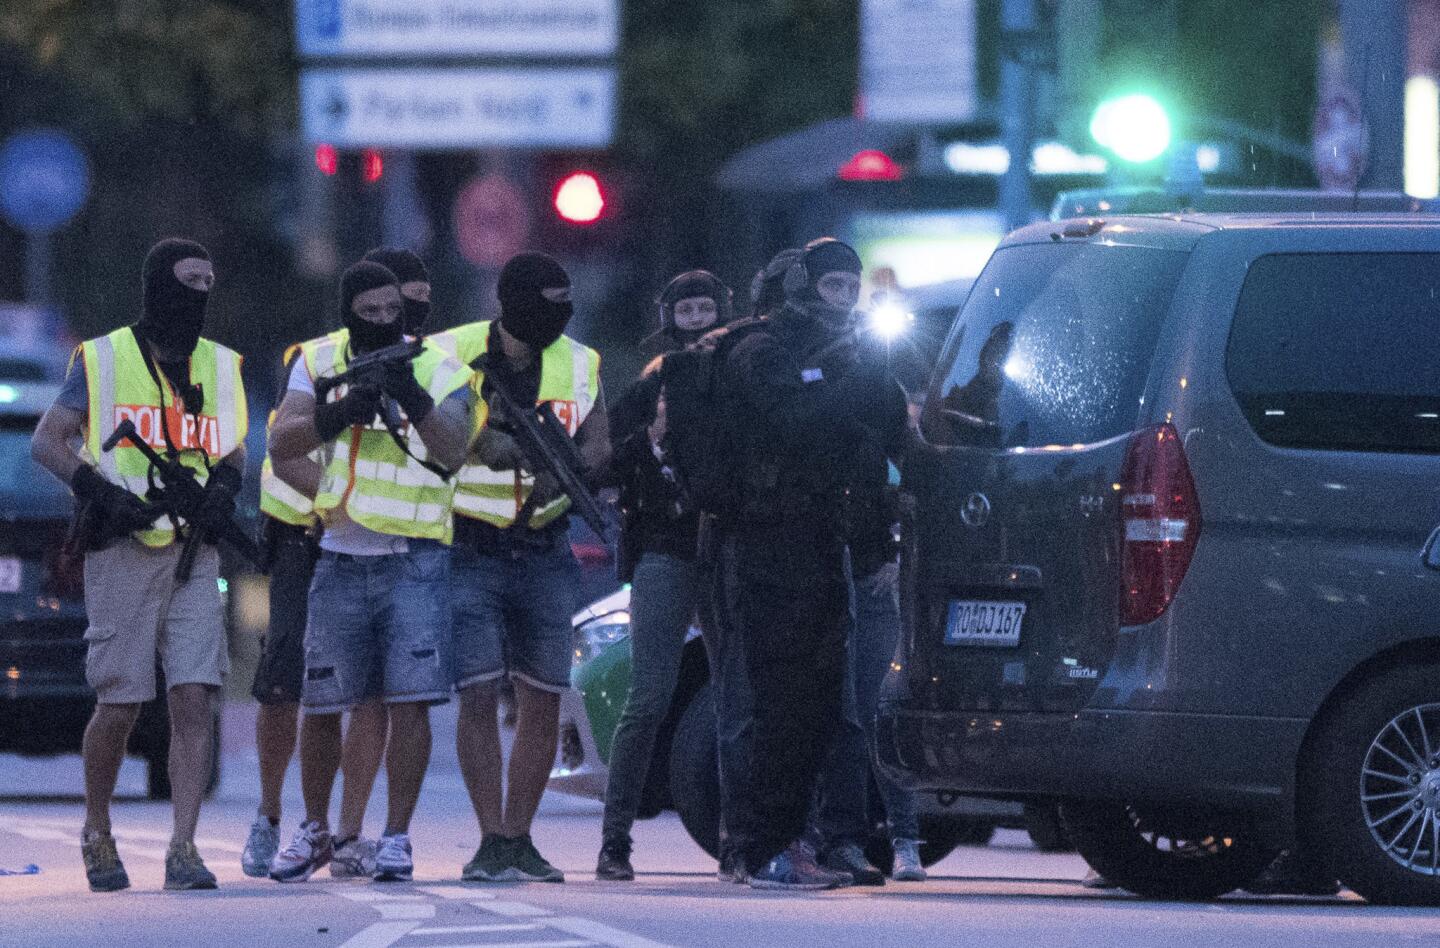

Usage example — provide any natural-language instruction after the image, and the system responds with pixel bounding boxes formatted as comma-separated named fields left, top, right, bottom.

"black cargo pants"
left=722, top=527, right=849, bottom=874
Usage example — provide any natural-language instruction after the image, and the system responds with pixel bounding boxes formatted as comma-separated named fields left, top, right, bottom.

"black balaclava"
left=784, top=237, right=863, bottom=331
left=137, top=238, right=211, bottom=357
left=749, top=247, right=802, bottom=319
left=340, top=261, right=403, bottom=353
left=657, top=270, right=731, bottom=343
left=497, top=252, right=573, bottom=351
left=363, top=247, right=431, bottom=335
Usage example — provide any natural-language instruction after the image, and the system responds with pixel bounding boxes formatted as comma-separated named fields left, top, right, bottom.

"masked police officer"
left=267, top=260, right=474, bottom=883
left=711, top=238, right=907, bottom=890
left=32, top=238, right=248, bottom=892
left=241, top=247, right=436, bottom=881
left=595, top=270, right=731, bottom=880
left=429, top=252, right=609, bottom=884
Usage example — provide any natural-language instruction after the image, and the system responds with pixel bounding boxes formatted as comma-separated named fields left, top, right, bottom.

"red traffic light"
left=315, top=143, right=338, bottom=176
left=362, top=149, right=383, bottom=183
left=838, top=149, right=903, bottom=182
left=553, top=171, right=606, bottom=224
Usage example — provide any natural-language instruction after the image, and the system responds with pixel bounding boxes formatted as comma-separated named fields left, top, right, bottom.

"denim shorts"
left=300, top=539, right=453, bottom=713
left=451, top=529, right=579, bottom=694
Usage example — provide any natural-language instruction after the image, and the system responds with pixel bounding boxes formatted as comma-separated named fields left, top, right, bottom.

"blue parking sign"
left=0, top=129, right=90, bottom=235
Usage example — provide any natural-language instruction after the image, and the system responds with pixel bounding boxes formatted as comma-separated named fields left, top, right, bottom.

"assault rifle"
left=474, top=352, right=619, bottom=547
left=313, top=338, right=425, bottom=431
left=101, top=419, right=266, bottom=582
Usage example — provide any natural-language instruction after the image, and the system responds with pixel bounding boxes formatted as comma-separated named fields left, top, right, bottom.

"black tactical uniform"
left=712, top=243, right=907, bottom=879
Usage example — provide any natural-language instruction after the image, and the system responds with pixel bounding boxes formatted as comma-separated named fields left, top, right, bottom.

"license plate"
left=944, top=600, right=1026, bottom=647
left=0, top=557, right=19, bottom=594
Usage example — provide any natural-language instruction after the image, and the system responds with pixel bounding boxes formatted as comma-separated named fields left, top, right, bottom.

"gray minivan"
left=876, top=213, right=1440, bottom=904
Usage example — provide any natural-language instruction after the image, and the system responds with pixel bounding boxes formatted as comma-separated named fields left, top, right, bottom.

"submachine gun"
left=473, top=352, right=619, bottom=548
left=100, top=419, right=266, bottom=582
left=312, top=338, right=425, bottom=433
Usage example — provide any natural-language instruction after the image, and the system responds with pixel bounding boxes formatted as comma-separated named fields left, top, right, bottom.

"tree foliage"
left=0, top=0, right=294, bottom=135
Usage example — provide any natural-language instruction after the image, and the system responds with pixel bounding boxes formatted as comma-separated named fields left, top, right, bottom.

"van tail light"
left=1119, top=424, right=1201, bottom=625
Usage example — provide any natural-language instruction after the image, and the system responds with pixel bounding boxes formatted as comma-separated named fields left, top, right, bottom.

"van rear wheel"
left=1060, top=800, right=1277, bottom=901
left=1300, top=664, right=1440, bottom=906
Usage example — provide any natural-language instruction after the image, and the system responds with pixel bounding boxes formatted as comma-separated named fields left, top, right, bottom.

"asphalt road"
left=3, top=703, right=1440, bottom=948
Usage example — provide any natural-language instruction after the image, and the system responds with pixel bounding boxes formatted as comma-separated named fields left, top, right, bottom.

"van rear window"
left=1226, top=253, right=1440, bottom=454
left=922, top=243, right=1187, bottom=449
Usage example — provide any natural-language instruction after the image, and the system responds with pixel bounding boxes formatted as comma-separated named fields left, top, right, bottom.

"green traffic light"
left=1090, top=93, right=1172, bottom=164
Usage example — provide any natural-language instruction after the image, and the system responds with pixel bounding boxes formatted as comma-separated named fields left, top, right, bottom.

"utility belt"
left=260, top=517, right=320, bottom=571
left=453, top=514, right=570, bottom=559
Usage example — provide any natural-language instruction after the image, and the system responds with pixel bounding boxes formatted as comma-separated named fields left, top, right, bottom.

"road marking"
left=439, top=941, right=589, bottom=948
left=420, top=885, right=496, bottom=900
left=550, top=917, right=675, bottom=948
left=375, top=902, right=436, bottom=920
left=337, top=921, right=422, bottom=948
left=473, top=900, right=551, bottom=917
left=409, top=923, right=543, bottom=935
left=339, top=892, right=433, bottom=902
left=13, top=827, right=71, bottom=842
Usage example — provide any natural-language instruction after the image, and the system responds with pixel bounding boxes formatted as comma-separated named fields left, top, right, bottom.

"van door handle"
left=1425, top=527, right=1440, bottom=570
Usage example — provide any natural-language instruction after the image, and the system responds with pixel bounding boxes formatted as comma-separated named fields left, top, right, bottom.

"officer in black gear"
left=637, top=270, right=732, bottom=361
left=594, top=269, right=735, bottom=881
left=714, top=237, right=907, bottom=890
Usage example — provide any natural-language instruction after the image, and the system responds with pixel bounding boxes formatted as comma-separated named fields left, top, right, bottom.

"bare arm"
left=415, top=395, right=470, bottom=472
left=31, top=403, right=86, bottom=486
left=574, top=393, right=611, bottom=481
left=269, top=389, right=325, bottom=463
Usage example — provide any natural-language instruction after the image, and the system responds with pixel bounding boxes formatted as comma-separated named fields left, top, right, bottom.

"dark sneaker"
left=822, top=842, right=886, bottom=887
left=269, top=820, right=332, bottom=883
left=891, top=838, right=926, bottom=882
left=241, top=814, right=280, bottom=878
left=717, top=850, right=749, bottom=885
left=462, top=835, right=518, bottom=882
left=794, top=841, right=850, bottom=887
left=373, top=832, right=413, bottom=882
left=331, top=836, right=377, bottom=879
left=511, top=834, right=564, bottom=883
left=164, top=841, right=218, bottom=891
left=81, top=831, right=130, bottom=893
left=749, top=843, right=843, bottom=891
left=1242, top=850, right=1341, bottom=897
left=595, top=837, right=634, bottom=882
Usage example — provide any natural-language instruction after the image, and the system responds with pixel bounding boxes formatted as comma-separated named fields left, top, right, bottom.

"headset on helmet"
left=655, top=269, right=732, bottom=331
left=782, top=237, right=863, bottom=299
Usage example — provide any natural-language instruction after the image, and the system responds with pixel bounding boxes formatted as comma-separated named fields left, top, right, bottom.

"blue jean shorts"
left=451, top=530, right=579, bottom=694
left=301, top=539, right=453, bottom=714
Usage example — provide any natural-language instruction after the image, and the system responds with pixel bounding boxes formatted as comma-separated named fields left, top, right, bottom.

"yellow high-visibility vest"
left=310, top=336, right=473, bottom=541
left=258, top=329, right=347, bottom=528
left=429, top=321, right=600, bottom=529
left=79, top=327, right=248, bottom=548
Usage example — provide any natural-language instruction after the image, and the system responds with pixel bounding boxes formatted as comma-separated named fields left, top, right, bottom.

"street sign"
left=1313, top=92, right=1370, bottom=191
left=300, top=67, right=615, bottom=148
left=0, top=129, right=90, bottom=235
left=453, top=173, right=532, bottom=269
left=296, top=0, right=618, bottom=58
left=861, top=0, right=978, bottom=123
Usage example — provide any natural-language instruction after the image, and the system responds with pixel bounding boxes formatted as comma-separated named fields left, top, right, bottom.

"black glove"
left=381, top=360, right=434, bottom=426
left=314, top=383, right=382, bottom=441
left=195, top=463, right=242, bottom=541
left=71, top=465, right=155, bottom=540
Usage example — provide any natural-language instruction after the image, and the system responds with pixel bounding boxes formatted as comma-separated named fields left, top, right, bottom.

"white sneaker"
left=241, top=814, right=280, bottom=878
left=269, top=820, right=332, bottom=883
left=330, top=836, right=377, bottom=879
left=374, top=832, right=413, bottom=882
left=892, top=838, right=927, bottom=881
